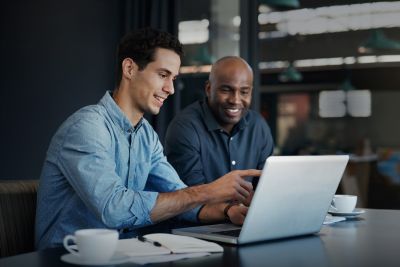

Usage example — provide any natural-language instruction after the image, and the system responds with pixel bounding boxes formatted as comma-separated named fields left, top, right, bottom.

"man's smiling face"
left=129, top=47, right=180, bottom=116
left=206, top=57, right=253, bottom=133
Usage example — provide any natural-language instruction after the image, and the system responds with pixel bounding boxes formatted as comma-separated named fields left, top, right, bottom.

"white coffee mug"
left=331, top=194, right=357, bottom=213
left=63, top=229, right=118, bottom=263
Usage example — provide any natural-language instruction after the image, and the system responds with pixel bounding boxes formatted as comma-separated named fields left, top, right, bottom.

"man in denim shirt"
left=165, top=57, right=274, bottom=225
left=35, top=28, right=260, bottom=249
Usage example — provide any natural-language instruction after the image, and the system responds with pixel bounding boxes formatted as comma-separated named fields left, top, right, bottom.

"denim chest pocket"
left=128, top=161, right=151, bottom=189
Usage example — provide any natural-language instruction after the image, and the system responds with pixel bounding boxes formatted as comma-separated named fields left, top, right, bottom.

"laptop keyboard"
left=215, top=229, right=241, bottom=237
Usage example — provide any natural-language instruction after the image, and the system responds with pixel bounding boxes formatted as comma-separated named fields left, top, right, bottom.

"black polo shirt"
left=165, top=99, right=274, bottom=186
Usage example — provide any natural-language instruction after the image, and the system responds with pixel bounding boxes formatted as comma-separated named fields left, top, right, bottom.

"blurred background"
left=1, top=0, right=400, bottom=209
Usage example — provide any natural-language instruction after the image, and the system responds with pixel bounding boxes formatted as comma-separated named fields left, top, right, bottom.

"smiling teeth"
left=155, top=96, right=164, bottom=102
left=227, top=108, right=239, bottom=112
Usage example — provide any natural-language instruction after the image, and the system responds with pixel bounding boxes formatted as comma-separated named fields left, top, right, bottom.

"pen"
left=138, top=235, right=162, bottom=247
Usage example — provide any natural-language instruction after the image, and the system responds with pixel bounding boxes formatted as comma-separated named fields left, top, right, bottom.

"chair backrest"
left=0, top=180, right=39, bottom=258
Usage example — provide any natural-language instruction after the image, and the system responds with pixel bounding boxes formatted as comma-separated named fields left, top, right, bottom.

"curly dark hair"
left=115, top=27, right=183, bottom=87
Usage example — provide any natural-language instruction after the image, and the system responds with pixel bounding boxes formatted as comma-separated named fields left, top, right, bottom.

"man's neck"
left=112, top=89, right=143, bottom=127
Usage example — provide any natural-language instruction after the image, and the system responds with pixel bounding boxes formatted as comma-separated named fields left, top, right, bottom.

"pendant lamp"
left=260, top=0, right=300, bottom=9
left=279, top=63, right=303, bottom=82
left=359, top=29, right=400, bottom=53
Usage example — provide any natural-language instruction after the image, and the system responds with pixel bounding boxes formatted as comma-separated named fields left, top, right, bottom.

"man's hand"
left=243, top=190, right=254, bottom=207
left=204, top=169, right=261, bottom=204
left=227, top=204, right=248, bottom=225
left=150, top=169, right=261, bottom=223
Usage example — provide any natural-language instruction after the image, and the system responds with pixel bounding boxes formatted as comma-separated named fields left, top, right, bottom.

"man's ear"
left=205, top=80, right=211, bottom=97
left=121, top=58, right=138, bottom=80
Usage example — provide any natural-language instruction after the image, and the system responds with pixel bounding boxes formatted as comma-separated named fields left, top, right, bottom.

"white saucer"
left=61, top=253, right=130, bottom=265
left=328, top=209, right=365, bottom=218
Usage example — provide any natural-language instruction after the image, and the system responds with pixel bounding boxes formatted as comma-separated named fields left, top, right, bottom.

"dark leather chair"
left=0, top=180, right=39, bottom=257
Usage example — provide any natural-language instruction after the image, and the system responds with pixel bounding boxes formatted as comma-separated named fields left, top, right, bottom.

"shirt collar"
left=200, top=98, right=249, bottom=133
left=99, top=91, right=143, bottom=133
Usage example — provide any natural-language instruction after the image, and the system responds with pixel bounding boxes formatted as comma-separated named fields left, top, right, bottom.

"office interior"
left=1, top=0, right=400, bottom=212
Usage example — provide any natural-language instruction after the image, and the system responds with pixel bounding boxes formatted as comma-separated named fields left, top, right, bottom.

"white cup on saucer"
left=63, top=228, right=119, bottom=263
left=331, top=194, right=357, bottom=213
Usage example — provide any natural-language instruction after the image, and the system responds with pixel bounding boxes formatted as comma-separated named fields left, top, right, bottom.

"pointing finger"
left=236, top=169, right=262, bottom=178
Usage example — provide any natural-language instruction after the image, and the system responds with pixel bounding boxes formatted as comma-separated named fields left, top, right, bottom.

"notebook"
left=172, top=155, right=349, bottom=245
left=116, top=233, right=223, bottom=256
left=116, top=233, right=223, bottom=264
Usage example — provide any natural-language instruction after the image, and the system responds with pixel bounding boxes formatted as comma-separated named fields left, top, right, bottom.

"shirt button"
left=232, top=160, right=236, bottom=166
left=230, top=137, right=234, bottom=141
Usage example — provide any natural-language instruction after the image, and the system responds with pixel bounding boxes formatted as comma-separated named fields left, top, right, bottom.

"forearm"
left=150, top=184, right=211, bottom=222
left=150, top=169, right=259, bottom=223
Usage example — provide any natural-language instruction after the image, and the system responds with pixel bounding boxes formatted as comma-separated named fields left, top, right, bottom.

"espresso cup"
left=63, top=229, right=118, bottom=263
left=331, top=194, right=357, bottom=213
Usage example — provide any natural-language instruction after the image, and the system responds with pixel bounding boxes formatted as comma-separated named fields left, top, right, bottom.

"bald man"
left=165, top=56, right=274, bottom=225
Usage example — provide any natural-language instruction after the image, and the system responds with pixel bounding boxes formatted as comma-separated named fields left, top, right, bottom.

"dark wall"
left=0, top=0, right=123, bottom=179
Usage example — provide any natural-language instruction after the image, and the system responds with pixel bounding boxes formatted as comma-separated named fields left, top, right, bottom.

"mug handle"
left=330, top=199, right=338, bottom=211
left=63, top=235, right=79, bottom=256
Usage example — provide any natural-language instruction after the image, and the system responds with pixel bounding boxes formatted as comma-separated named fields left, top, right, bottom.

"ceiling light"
left=278, top=63, right=303, bottom=82
left=358, top=29, right=400, bottom=53
left=260, top=0, right=300, bottom=10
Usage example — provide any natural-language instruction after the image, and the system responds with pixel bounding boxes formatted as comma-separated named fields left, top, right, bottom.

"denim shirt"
left=35, top=91, right=199, bottom=250
left=165, top=99, right=274, bottom=186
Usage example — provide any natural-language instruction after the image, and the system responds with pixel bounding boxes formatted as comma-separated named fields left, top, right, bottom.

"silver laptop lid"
left=172, top=155, right=349, bottom=244
left=238, top=155, right=349, bottom=244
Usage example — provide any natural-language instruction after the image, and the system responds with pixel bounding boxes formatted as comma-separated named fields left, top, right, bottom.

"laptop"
left=172, top=155, right=349, bottom=245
